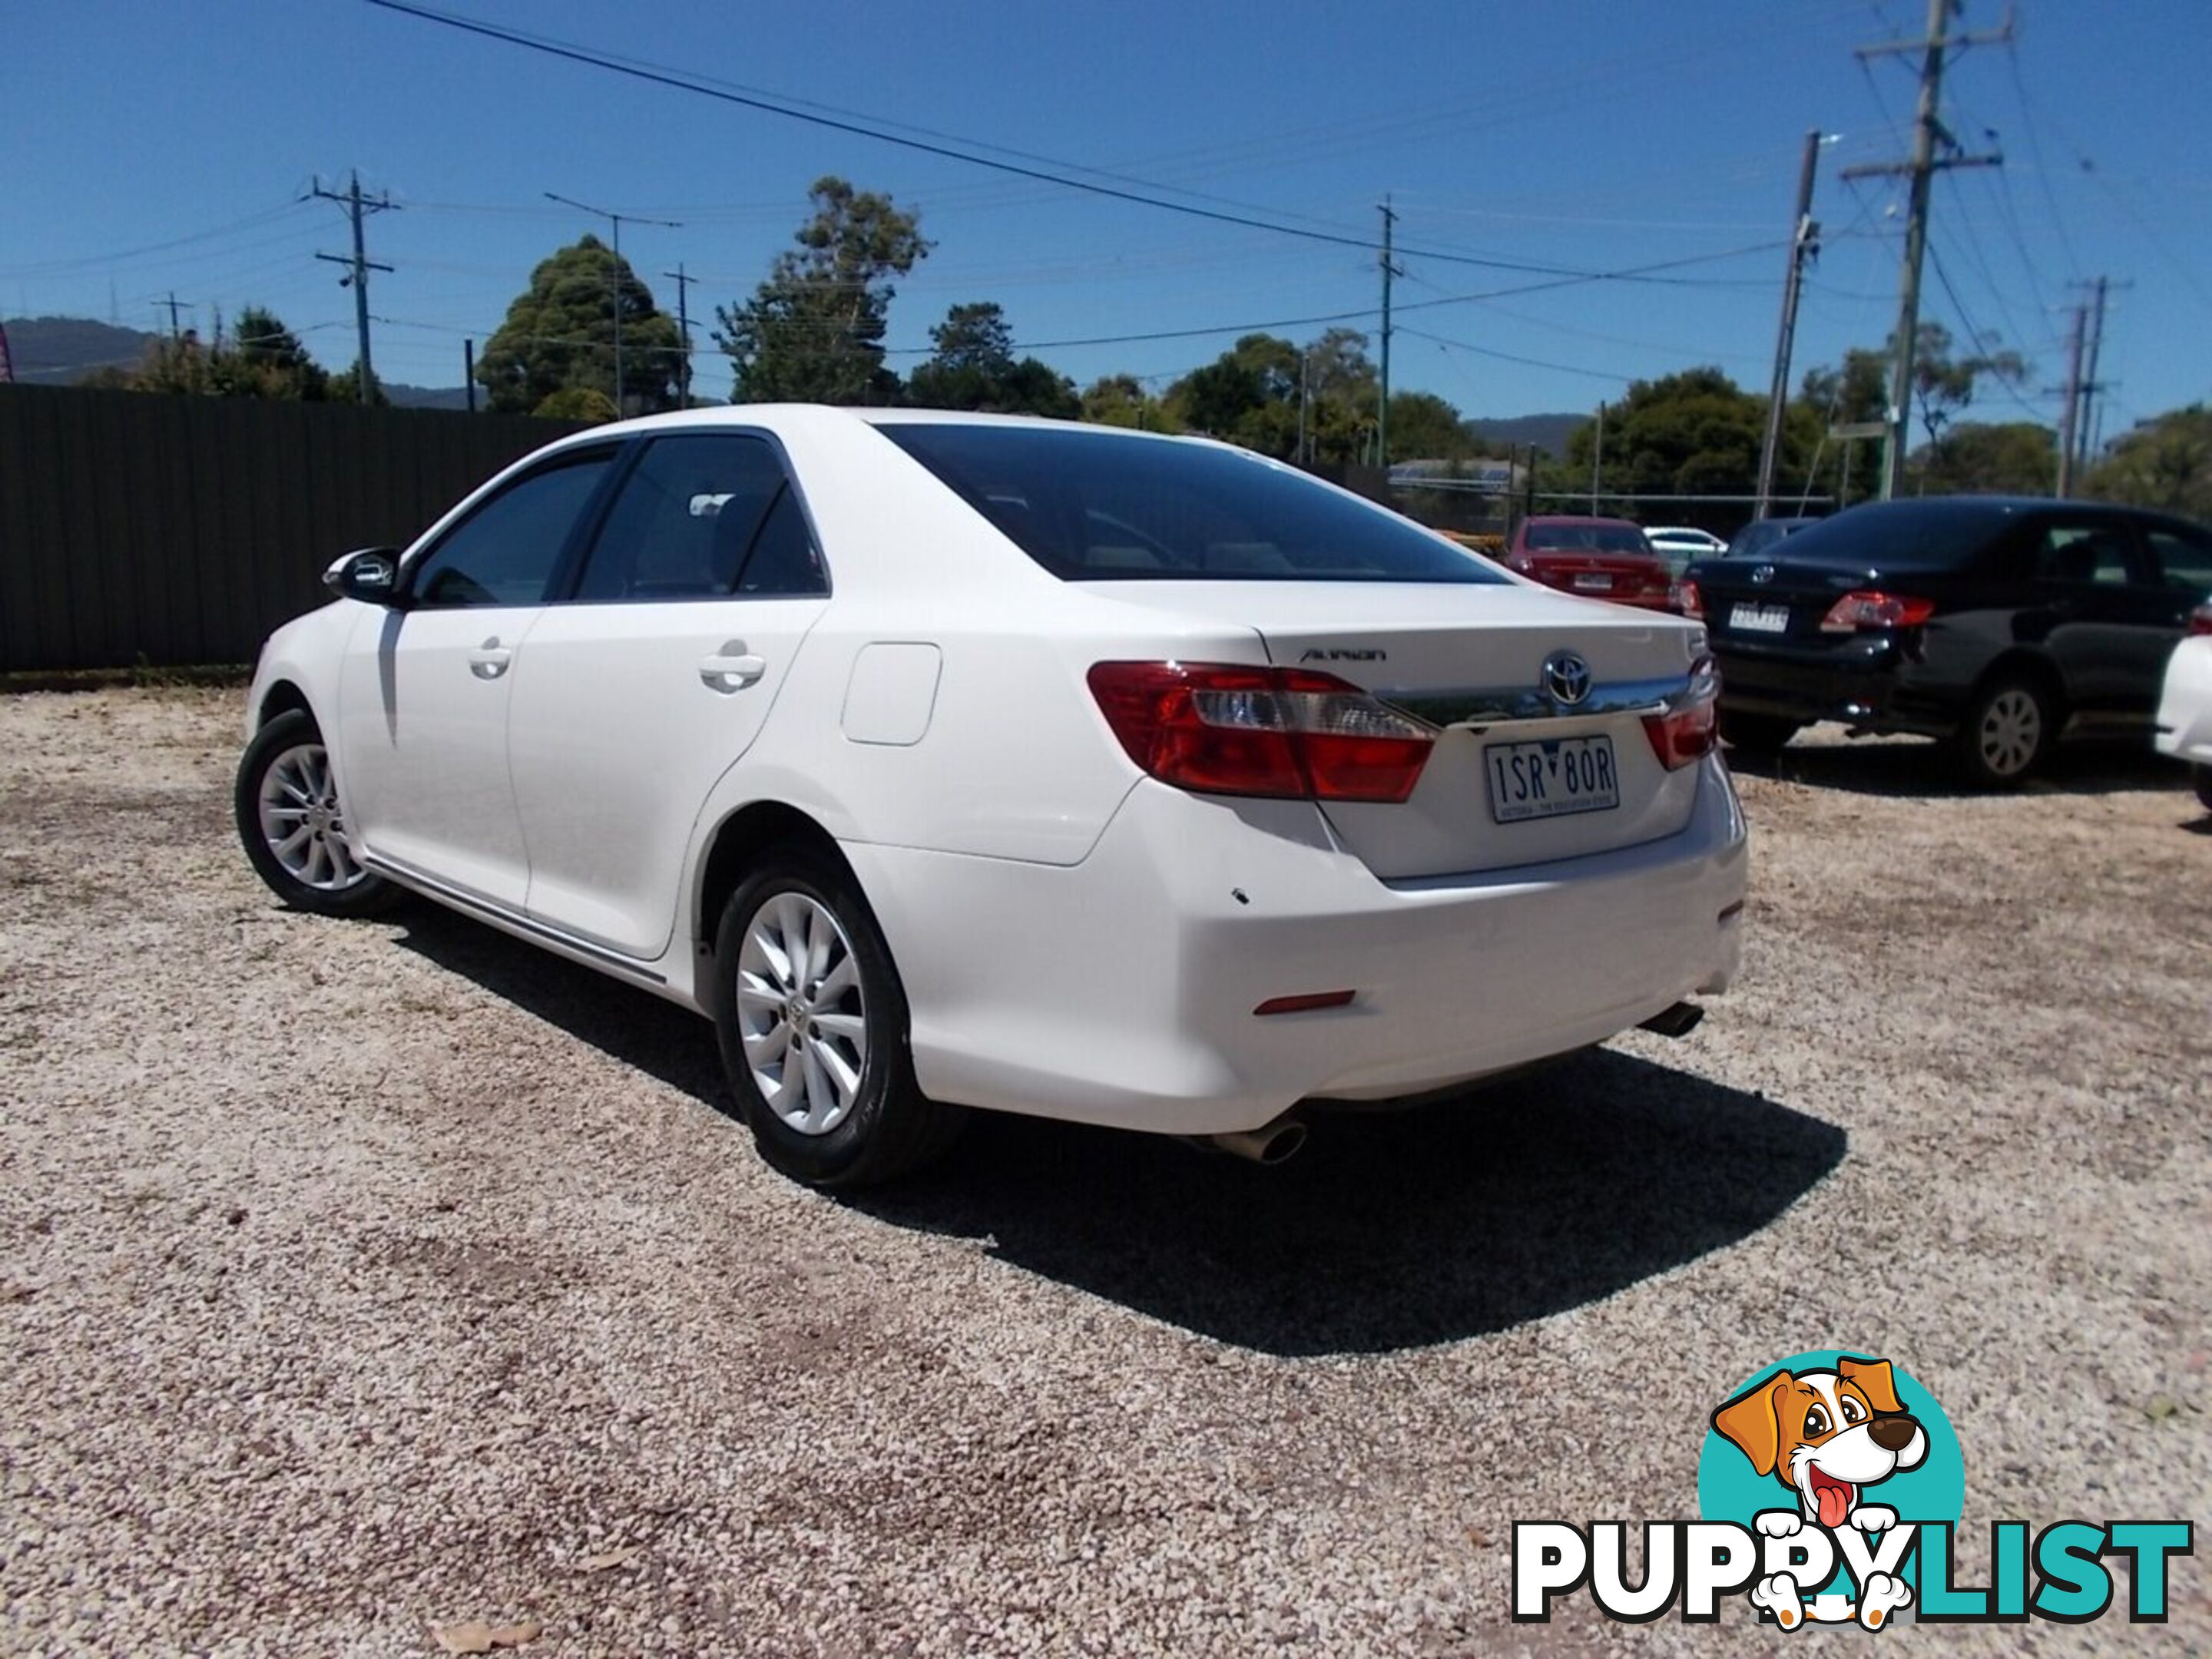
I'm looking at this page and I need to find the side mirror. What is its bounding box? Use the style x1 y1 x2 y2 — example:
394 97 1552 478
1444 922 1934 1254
323 547 404 606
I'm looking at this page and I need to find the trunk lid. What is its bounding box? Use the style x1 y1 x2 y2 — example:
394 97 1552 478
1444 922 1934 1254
1092 581 1712 879
1518 551 1674 606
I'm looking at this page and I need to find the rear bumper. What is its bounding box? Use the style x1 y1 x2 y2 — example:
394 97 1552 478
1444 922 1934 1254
844 759 1747 1136
1712 639 1955 736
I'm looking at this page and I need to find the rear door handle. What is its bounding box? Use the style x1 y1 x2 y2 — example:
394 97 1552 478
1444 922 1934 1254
469 639 512 680
699 647 767 693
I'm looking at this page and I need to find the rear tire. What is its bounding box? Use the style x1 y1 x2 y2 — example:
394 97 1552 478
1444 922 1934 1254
1953 677 2054 788
234 710 397 918
1720 710 1802 757
709 847 963 1188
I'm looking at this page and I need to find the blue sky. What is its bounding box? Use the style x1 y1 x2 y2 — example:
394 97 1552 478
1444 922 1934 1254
6 0 2208 438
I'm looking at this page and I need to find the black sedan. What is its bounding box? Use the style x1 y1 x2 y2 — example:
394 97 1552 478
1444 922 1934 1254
1684 497 2212 786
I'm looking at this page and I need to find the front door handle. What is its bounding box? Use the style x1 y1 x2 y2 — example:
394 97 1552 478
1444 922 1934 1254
469 638 512 680
700 645 767 693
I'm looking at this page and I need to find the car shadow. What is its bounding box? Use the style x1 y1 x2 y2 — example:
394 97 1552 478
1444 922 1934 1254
392 907 1846 1357
1726 734 2184 800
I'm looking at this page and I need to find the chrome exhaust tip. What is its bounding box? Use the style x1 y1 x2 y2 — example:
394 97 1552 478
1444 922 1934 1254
1198 1116 1310 1166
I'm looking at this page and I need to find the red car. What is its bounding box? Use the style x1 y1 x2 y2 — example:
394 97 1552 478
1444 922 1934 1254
1505 515 1677 611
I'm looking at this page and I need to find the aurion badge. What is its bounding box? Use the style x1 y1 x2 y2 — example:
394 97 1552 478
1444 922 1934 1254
1541 650 1592 707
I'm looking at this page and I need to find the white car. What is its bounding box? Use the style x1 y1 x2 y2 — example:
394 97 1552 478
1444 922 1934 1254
2155 604 2212 810
236 408 1747 1186
1644 525 1728 572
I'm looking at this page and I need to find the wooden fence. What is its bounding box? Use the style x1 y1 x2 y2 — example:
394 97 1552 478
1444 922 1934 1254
0 384 581 671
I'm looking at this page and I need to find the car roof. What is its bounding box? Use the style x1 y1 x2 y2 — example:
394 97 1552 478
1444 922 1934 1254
1523 514 1643 528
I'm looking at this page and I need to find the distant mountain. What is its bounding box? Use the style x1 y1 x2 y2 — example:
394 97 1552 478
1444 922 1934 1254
380 382 474 411
1466 412 1583 460
3 316 158 384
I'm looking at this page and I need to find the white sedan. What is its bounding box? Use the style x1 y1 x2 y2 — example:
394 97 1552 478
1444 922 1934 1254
236 408 1747 1186
2155 603 2212 810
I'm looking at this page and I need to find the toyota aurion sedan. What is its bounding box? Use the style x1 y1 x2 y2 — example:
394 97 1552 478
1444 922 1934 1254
237 409 1746 1186
2155 602 2212 810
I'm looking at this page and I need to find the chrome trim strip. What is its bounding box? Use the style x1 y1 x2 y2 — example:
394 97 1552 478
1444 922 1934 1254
362 853 669 985
1378 671 1697 729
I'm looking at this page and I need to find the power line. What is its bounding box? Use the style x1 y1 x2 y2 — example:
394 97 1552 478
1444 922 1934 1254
364 0 1790 290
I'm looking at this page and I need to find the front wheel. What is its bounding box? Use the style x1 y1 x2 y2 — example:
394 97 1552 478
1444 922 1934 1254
234 709 396 917
709 849 963 1188
1953 678 2054 788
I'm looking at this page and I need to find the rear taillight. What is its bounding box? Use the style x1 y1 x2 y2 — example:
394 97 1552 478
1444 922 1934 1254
1087 661 1437 803
1641 657 1720 770
1819 590 1936 633
2189 604 2212 637
1675 579 1703 619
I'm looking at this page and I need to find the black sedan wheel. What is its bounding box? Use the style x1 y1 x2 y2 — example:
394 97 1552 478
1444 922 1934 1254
1954 678 2053 788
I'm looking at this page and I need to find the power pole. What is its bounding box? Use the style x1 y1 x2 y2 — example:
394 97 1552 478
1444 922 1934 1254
1842 0 2010 501
2075 274 2110 478
1377 197 1397 470
661 262 698 409
1591 402 1604 513
545 193 682 415
156 292 192 339
2054 298 2087 496
464 338 478 415
312 171 397 406
1755 129 1827 520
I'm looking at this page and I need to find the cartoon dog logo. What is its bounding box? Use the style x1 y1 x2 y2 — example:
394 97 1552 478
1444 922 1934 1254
1711 1355 1929 1629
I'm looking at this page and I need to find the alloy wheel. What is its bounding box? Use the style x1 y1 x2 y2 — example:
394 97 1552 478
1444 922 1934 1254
257 743 367 892
1976 689 2042 780
735 892 868 1137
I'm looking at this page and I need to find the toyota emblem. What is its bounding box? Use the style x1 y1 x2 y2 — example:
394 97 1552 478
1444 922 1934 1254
1750 564 1777 584
1540 650 1593 707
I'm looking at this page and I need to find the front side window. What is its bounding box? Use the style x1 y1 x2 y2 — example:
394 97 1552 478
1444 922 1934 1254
408 451 614 608
877 422 1502 584
572 434 799 601
2144 528 2212 598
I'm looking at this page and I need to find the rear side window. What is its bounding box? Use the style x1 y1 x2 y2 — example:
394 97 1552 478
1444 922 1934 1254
409 450 614 608
2019 518 2141 586
876 423 1502 584
574 434 794 601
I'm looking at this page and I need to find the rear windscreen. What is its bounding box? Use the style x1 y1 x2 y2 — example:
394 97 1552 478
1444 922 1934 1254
876 422 1505 584
1524 524 1650 554
1760 503 2012 570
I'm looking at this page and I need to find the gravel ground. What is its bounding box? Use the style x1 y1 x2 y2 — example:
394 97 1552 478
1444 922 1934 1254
1 687 2205 1657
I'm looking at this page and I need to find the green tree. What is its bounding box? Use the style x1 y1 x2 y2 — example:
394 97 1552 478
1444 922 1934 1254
1914 421 2055 495
1907 322 2028 465
477 235 682 416
716 177 929 406
327 359 389 407
1386 391 1475 462
230 306 329 400
1559 366 1768 532
1080 373 1180 432
531 386 620 422
1167 333 1303 456
906 302 1078 416
2084 404 2212 518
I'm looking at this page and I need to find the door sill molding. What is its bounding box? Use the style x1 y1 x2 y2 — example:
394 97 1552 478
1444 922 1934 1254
362 852 668 985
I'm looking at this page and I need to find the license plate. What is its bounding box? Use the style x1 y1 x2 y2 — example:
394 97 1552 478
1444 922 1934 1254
1571 572 1614 591
1730 602 1789 634
1485 736 1620 823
